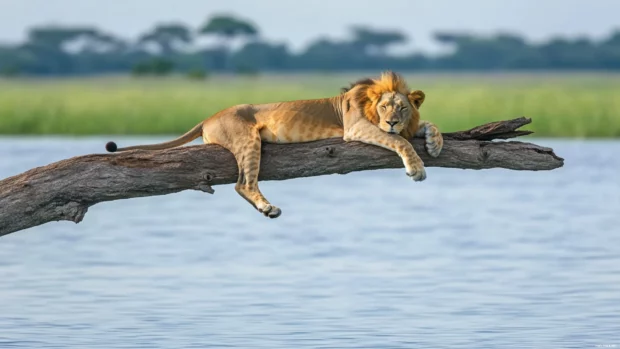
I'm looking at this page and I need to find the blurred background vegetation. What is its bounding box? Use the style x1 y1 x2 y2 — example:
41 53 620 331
1 13 619 138
2 13 620 76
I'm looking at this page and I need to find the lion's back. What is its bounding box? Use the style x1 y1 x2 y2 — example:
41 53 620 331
254 98 343 143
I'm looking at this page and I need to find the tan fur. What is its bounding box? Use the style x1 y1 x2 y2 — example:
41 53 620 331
112 123 203 152
106 71 443 219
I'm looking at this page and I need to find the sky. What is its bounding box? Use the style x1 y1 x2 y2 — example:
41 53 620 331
1 0 619 53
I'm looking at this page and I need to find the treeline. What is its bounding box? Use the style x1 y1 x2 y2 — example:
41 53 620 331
1 14 620 77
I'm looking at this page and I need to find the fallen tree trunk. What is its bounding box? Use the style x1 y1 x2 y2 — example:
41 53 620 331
0 117 563 237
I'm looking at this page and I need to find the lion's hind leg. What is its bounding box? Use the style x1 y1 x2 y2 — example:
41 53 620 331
202 112 281 219
232 129 281 218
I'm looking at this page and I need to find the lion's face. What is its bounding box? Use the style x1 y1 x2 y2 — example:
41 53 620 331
350 71 426 138
375 91 422 134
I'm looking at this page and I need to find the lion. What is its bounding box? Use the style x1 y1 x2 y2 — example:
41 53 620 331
105 71 443 219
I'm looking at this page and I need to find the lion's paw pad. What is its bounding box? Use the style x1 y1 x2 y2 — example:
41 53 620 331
407 167 427 182
425 140 443 158
259 204 282 219
424 130 443 158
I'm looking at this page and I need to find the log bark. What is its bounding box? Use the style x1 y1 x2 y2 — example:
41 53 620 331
0 117 563 237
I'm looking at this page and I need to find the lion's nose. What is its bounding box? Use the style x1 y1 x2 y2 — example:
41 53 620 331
386 120 398 127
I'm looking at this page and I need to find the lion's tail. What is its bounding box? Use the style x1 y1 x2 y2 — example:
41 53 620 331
105 122 203 153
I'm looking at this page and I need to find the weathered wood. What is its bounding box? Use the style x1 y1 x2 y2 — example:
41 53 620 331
0 117 563 237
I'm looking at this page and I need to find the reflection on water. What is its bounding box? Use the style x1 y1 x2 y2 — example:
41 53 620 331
1 137 619 348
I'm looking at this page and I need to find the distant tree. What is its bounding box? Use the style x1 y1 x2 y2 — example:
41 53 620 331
198 14 259 70
80 32 127 53
0 50 21 77
23 26 83 74
602 29 620 47
0 45 28 76
199 14 259 44
22 26 126 74
296 38 367 71
598 30 620 69
538 37 598 69
350 26 407 55
231 41 289 71
432 31 543 70
150 58 174 75
69 31 128 73
138 23 193 56
433 32 474 45
27 26 96 50
494 33 527 47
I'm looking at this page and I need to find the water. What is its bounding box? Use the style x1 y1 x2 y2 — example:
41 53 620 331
1 137 619 349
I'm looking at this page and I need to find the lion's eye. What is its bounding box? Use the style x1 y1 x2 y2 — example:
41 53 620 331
380 105 387 110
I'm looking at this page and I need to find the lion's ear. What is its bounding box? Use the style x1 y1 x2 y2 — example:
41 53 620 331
408 90 425 109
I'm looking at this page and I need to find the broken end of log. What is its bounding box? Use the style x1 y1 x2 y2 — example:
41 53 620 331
443 116 533 141
478 140 564 171
531 144 565 168
437 116 564 170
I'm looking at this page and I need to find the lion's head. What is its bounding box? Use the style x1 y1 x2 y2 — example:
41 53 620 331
343 71 425 139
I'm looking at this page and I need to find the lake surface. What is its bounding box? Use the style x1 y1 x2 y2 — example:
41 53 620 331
1 137 619 348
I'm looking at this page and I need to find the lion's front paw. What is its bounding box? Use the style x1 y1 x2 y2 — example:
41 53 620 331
425 127 443 158
258 204 282 219
406 161 427 182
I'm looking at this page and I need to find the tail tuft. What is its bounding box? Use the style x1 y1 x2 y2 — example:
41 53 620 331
105 141 118 153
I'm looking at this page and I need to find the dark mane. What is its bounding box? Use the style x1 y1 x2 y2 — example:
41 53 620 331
340 77 375 93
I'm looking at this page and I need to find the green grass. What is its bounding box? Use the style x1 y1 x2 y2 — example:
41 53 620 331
1 72 619 138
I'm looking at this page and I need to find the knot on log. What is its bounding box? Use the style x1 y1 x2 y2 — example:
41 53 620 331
324 146 335 157
196 173 215 194
479 142 491 163
60 202 88 223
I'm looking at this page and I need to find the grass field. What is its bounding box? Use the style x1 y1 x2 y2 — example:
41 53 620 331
1 72 619 138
